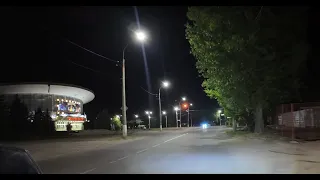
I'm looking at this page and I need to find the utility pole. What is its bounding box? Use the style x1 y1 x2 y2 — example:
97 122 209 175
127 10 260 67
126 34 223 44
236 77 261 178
176 110 178 128
179 103 182 128
187 108 190 127
122 45 128 138
158 88 162 131
165 115 168 128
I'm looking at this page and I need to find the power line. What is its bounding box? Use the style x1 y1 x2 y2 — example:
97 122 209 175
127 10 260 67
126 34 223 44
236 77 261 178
41 26 120 64
140 86 157 96
70 61 108 75
66 39 120 64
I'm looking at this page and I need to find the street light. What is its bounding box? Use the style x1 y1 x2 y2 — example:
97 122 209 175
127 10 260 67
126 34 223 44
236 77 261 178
174 106 180 128
134 114 139 118
187 103 193 127
145 111 152 129
122 30 147 138
158 81 170 131
135 31 147 41
162 111 168 128
179 97 187 128
218 109 222 126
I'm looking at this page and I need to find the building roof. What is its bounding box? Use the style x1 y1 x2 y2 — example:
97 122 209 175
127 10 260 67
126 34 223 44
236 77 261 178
0 83 95 104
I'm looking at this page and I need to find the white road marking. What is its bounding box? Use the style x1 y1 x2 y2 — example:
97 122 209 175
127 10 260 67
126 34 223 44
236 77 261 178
80 168 96 174
152 144 161 147
117 156 129 160
53 154 63 158
163 133 188 143
136 148 148 154
105 133 189 165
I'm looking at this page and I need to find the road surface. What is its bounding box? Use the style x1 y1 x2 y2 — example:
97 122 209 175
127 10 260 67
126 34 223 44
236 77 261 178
32 126 312 174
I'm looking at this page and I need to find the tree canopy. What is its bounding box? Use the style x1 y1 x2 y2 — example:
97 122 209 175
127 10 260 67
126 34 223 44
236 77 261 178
186 6 309 132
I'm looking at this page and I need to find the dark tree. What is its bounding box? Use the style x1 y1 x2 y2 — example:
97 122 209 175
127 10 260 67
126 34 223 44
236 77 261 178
33 107 45 136
94 108 111 129
9 95 29 139
0 95 10 139
43 109 55 136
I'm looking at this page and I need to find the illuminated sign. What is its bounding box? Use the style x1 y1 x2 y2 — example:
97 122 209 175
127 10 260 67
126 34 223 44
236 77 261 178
55 99 82 114
55 121 84 131
67 117 85 121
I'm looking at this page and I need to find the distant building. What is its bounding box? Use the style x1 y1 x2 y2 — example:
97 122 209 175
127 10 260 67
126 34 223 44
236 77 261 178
0 83 94 132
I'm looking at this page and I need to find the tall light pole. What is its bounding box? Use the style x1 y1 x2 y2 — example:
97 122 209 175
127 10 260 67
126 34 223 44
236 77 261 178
162 111 168 128
122 30 147 138
145 111 152 129
187 103 193 127
179 97 186 128
218 110 222 126
134 114 139 126
158 81 170 131
174 106 179 128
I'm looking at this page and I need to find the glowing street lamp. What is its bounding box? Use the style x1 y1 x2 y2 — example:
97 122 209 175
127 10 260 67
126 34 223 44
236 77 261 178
162 111 168 128
134 114 139 118
187 103 193 127
178 97 187 128
158 80 170 131
135 31 147 42
121 30 148 138
217 109 222 126
174 106 180 128
145 111 152 129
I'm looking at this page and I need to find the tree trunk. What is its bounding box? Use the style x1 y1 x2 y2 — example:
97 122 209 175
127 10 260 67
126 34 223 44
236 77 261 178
254 104 264 133
232 118 236 132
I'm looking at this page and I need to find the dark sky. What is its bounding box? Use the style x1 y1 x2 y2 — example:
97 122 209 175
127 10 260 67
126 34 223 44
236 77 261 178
1 6 319 124
0 6 217 122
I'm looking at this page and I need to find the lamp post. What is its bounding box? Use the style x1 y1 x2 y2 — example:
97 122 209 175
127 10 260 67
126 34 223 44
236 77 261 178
122 30 147 138
162 111 168 128
145 111 152 129
188 103 193 127
218 110 222 126
174 106 179 128
158 81 170 131
178 97 186 128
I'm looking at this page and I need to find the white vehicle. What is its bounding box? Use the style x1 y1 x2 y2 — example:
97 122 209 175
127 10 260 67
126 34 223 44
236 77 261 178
137 125 147 130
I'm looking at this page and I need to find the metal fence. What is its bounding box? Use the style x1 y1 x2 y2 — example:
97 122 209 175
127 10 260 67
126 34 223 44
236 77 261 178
275 102 320 140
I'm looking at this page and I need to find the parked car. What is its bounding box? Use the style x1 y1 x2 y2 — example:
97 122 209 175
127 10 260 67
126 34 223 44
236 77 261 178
137 125 147 130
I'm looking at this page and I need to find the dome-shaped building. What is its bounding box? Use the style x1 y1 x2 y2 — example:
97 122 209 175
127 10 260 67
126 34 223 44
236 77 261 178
0 83 95 132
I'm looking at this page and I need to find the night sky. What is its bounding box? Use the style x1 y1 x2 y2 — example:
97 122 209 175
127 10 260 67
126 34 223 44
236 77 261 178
0 6 319 124
0 6 217 123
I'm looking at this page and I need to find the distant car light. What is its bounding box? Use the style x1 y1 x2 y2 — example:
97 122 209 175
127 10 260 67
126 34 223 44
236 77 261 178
202 124 208 129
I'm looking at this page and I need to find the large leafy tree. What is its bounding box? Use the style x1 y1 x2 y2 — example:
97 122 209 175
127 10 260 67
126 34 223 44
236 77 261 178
186 6 308 133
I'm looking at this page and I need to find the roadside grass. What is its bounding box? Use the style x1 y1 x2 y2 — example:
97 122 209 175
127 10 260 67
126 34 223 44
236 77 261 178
148 127 182 131
225 128 291 142
225 129 252 138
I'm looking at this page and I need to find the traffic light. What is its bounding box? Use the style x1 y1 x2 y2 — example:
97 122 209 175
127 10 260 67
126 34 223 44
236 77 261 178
182 103 189 109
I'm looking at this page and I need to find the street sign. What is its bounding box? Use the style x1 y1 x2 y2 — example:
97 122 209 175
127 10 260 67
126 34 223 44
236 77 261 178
120 106 128 111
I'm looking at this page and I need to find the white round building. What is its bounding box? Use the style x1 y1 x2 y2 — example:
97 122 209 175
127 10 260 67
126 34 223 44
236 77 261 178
0 83 95 132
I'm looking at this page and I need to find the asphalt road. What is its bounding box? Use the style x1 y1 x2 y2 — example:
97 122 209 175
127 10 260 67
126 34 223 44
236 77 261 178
36 126 296 174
